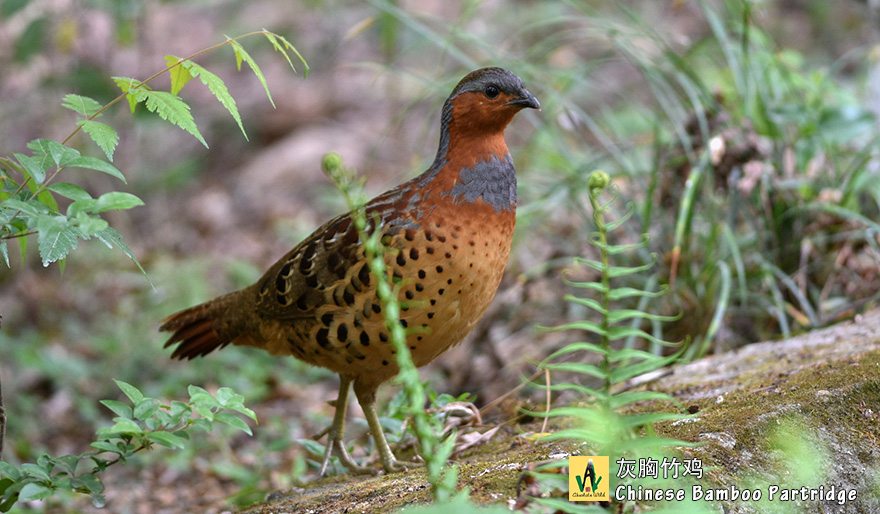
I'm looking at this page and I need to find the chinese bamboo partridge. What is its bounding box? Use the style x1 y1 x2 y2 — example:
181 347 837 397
160 67 539 474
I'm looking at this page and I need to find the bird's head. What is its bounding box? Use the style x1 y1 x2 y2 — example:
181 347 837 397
444 67 540 135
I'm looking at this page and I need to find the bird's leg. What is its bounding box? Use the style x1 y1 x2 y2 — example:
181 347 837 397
355 388 423 474
320 376 374 476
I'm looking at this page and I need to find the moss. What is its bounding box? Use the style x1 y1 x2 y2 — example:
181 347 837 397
239 424 582 513
239 315 880 513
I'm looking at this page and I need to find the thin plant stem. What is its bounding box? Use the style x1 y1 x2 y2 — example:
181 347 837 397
0 368 5 461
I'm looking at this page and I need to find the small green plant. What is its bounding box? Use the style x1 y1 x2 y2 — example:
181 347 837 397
0 380 256 512
523 171 706 513
383 384 476 447
322 153 459 503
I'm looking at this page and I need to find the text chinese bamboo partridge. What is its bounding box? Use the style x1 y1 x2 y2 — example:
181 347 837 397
160 67 539 474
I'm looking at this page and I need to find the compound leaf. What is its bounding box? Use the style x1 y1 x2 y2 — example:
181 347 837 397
61 94 103 117
77 120 119 161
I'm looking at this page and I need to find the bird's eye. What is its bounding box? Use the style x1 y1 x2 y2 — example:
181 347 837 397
485 84 500 99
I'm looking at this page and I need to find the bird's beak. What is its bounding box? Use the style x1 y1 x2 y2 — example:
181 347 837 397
506 91 541 110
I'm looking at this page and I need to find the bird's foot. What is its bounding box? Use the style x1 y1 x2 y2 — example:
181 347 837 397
378 454 423 474
320 432 375 476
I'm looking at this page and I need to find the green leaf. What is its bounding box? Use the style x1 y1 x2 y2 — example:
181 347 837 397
0 241 8 267
75 212 109 236
190 418 213 433
0 463 20 482
112 77 146 113
540 319 605 336
145 431 187 449
54 455 80 476
541 361 605 379
13 153 46 185
213 412 252 435
114 380 144 403
228 39 275 107
542 342 609 362
93 228 149 283
608 347 667 363
36 189 58 213
575 257 657 278
606 325 680 347
136 90 207 147
0 480 20 512
100 399 132 419
27 138 80 170
133 398 159 421
608 391 685 410
609 347 684 384
36 214 80 266
169 400 191 423
215 387 242 407
17 483 53 502
67 156 126 183
236 405 259 424
20 463 51 482
73 473 104 494
17 233 28 264
605 307 680 324
295 438 327 456
107 418 142 435
61 94 103 117
67 198 96 217
93 192 143 213
89 441 124 454
77 119 119 161
262 30 309 76
48 182 92 202
180 60 247 139
187 385 214 404
2 198 45 218
164 55 193 95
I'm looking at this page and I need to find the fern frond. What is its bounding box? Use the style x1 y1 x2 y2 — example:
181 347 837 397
574 256 657 278
542 342 610 361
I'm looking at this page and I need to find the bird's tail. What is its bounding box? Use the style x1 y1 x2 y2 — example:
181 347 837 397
160 291 249 360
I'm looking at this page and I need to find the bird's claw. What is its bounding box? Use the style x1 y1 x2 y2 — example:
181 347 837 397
320 433 375 476
379 456 423 474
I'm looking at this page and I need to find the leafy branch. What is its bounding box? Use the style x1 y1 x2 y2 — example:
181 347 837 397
0 30 307 271
0 381 256 512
